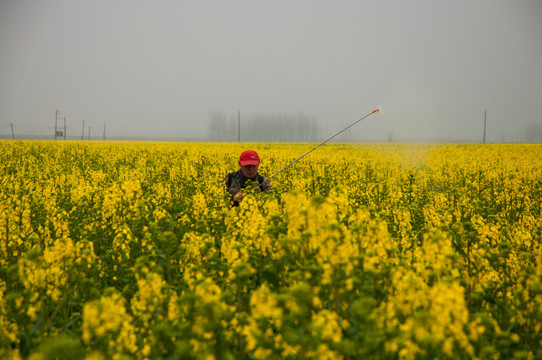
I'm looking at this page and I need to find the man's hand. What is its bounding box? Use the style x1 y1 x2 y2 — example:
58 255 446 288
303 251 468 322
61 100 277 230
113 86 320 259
233 191 245 202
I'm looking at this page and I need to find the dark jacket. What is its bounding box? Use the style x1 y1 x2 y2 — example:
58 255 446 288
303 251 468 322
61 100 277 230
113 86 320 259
224 170 271 206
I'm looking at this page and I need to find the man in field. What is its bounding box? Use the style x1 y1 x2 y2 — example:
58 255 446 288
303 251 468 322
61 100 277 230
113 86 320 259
224 150 271 206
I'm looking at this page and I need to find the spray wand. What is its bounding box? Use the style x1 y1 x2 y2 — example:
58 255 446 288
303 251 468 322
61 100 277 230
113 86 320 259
258 106 382 187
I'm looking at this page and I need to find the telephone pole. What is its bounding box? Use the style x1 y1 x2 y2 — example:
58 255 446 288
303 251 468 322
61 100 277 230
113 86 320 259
81 120 85 140
238 110 241 142
10 123 14 139
88 126 91 141
55 110 60 140
483 110 487 144
63 117 67 140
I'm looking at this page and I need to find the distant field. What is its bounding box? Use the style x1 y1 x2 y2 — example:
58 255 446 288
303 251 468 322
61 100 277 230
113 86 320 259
1 140 541 359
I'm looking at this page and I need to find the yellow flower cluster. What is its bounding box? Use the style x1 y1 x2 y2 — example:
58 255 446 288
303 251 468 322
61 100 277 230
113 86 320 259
82 292 138 358
0 280 18 344
0 140 541 359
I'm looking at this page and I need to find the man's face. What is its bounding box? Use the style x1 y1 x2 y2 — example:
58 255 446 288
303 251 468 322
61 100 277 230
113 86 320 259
240 163 259 179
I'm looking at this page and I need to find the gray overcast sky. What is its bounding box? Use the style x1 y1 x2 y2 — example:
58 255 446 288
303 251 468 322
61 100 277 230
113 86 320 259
1 0 541 141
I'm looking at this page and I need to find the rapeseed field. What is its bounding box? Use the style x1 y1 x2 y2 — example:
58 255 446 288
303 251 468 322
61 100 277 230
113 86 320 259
1 140 541 359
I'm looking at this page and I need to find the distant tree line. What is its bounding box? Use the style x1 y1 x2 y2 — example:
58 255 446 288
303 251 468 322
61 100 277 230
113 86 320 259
525 123 542 143
208 111 321 142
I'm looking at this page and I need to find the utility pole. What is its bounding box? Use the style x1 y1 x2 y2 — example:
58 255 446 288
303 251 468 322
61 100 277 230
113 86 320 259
55 110 60 140
63 117 67 140
483 110 487 144
103 123 106 140
88 126 91 141
238 110 241 142
10 123 14 139
82 120 85 140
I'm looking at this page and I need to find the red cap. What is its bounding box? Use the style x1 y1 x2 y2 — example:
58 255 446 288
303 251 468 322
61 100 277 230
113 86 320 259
239 150 260 166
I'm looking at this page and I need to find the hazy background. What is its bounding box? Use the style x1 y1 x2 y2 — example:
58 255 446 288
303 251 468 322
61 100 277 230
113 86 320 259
1 0 541 142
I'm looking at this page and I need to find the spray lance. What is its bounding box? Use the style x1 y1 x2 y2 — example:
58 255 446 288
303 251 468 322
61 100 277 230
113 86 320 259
257 105 383 188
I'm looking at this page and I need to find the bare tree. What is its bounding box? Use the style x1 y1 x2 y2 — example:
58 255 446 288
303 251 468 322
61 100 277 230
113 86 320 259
208 111 321 142
208 110 227 141
525 123 542 143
